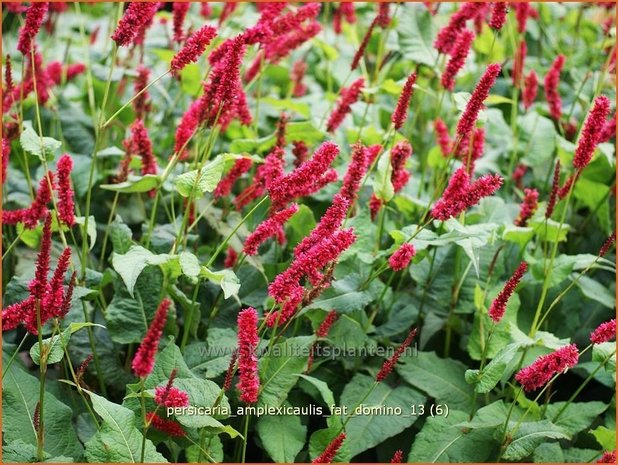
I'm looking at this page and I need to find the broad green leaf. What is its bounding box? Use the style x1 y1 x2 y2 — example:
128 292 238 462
396 351 474 410
3 360 83 459
258 336 313 408
20 124 62 161
466 343 523 394
286 121 326 145
409 410 496 462
112 246 175 297
85 391 166 463
592 342 616 372
109 215 134 254
187 328 237 378
298 374 336 413
309 425 351 463
590 425 616 451
502 225 535 249
545 401 608 435
573 275 615 308
501 420 569 461
171 378 231 427
529 218 570 243
397 5 439 67
256 411 307 462
29 322 104 365
174 156 227 198
341 373 426 458
261 97 310 118
200 267 241 299
100 174 160 193
372 149 394 202
74 216 97 251
179 251 200 280
2 439 40 463
519 114 557 172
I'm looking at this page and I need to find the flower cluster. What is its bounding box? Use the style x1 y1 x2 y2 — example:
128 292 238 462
214 158 253 199
392 72 417 129
170 25 218 76
573 95 611 170
431 167 503 221
488 262 528 323
376 328 418 381
111 2 160 47
514 188 539 227
434 2 484 55
236 307 260 404
389 243 416 271
590 319 616 345
17 2 48 55
132 299 171 378
515 344 579 392
544 55 565 121
312 433 346 464
523 70 538 110
327 78 365 132
441 30 474 91
316 310 339 338
154 370 190 408
244 204 299 255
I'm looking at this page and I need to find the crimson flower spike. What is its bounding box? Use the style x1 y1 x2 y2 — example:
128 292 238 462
514 188 538 227
599 231 616 258
170 25 218 76
56 154 75 227
312 433 346 463
17 2 49 55
488 262 528 323
172 2 190 43
590 319 616 345
327 78 365 132
392 72 418 129
316 311 339 338
573 95 611 170
111 2 159 47
376 328 418 381
391 450 404 463
388 243 416 271
544 55 565 122
243 204 299 256
132 299 171 378
133 65 151 120
456 63 502 141
545 161 561 219
441 30 474 91
489 2 508 30
236 307 260 404
515 344 579 392
523 70 538 110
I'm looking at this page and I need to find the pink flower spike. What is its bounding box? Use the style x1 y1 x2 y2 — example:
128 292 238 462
544 55 565 122
172 2 190 43
456 63 501 140
133 65 151 120
316 310 339 338
514 188 538 227
171 25 218 76
312 433 346 464
243 204 299 256
111 2 160 47
56 154 75 227
155 386 189 408
515 344 579 392
376 328 417 381
214 158 253 199
392 72 418 130
573 95 611 170
434 118 452 156
488 262 528 323
523 70 538 110
327 78 364 133
236 307 260 404
489 3 507 30
590 319 616 345
295 194 350 256
599 232 616 258
132 299 171 378
388 243 416 271
545 161 561 219
340 143 370 204
441 30 474 91
17 2 48 55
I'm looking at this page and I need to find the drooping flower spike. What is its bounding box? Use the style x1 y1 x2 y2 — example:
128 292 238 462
172 2 190 43
316 310 339 338
170 25 218 76
515 344 579 392
441 30 474 91
599 231 616 258
388 243 416 271
146 413 186 437
573 95 611 170
434 2 484 55
214 157 253 199
327 78 364 132
243 204 299 256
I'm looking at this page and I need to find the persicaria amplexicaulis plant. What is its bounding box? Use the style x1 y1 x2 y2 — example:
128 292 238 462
1 3 615 464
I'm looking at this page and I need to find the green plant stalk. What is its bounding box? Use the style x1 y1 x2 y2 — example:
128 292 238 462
2 333 28 380
139 377 148 463
552 350 611 422
180 278 202 351
444 258 472 358
98 191 120 263
36 300 46 461
252 52 266 136
241 414 251 464
340 381 379 430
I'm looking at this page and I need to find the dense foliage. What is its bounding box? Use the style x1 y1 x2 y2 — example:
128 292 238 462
1 2 616 463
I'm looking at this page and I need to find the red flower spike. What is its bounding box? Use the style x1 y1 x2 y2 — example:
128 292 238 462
376 328 418 381
390 141 413 193
598 451 617 463
170 25 218 76
434 118 453 156
223 349 239 391
546 161 561 219
17 2 48 55
133 65 151 120
155 386 189 408
214 158 253 199
515 344 579 392
31 214 53 301
573 95 611 170
172 2 190 43
488 262 528 323
292 140 309 167
327 78 364 133
351 19 376 71
456 63 501 140
598 113 616 143
295 194 350 256
391 450 404 463
599 232 616 258
434 2 484 55
514 188 538 227
146 413 186 437
340 143 370 204
388 243 416 271
5 54 14 93
236 307 260 404
544 55 565 122
369 193 383 221
224 247 238 269
244 204 299 256
316 310 339 338
441 30 474 91
590 319 616 345
111 2 160 48
523 70 538 110
489 2 508 30
56 154 75 227
512 2 532 33
132 299 171 378
375 3 391 28
291 61 308 97
312 433 347 464
59 272 76 318
392 72 418 129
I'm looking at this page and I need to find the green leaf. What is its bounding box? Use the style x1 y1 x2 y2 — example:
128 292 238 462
285 121 326 145
372 149 394 202
313 37 339 61
2 439 39 463
74 216 97 251
256 411 307 462
545 402 608 435
502 225 535 249
100 174 160 193
109 215 134 254
85 391 166 463
309 425 351 463
171 378 231 428
258 336 313 408
591 425 616 451
396 351 474 410
501 421 569 461
112 246 175 297
187 328 237 378
20 124 62 161
174 156 227 198
397 5 439 67
592 342 616 372
3 361 83 459
409 410 496 462
199 267 241 299
467 343 523 394
179 251 200 280
298 374 336 413
29 323 104 365
529 218 570 243
519 113 557 172
261 97 310 118
341 373 426 458
573 275 615 308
